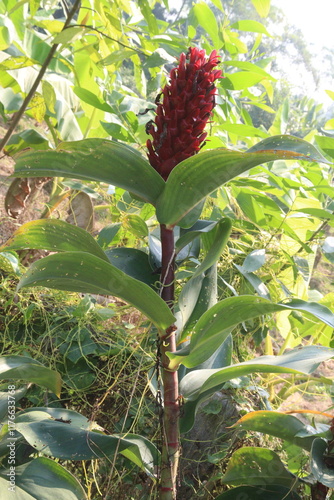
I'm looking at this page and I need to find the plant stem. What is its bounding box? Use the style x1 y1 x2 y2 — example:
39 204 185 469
159 224 179 500
0 0 81 153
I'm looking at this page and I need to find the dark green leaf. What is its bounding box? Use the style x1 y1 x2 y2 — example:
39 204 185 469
156 136 329 227
232 411 330 451
179 346 334 433
105 247 157 287
310 438 334 487
15 409 158 475
220 447 297 487
168 296 334 369
17 252 174 330
0 457 87 499
13 139 165 205
215 485 301 500
0 219 108 262
0 356 61 397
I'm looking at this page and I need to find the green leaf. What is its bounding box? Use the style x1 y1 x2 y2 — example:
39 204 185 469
15 409 158 476
17 252 175 330
175 220 217 255
178 264 217 341
237 249 266 273
105 248 157 287
0 356 61 397
168 295 334 369
13 139 165 205
72 87 113 113
179 346 334 433
0 457 87 500
251 0 271 17
125 214 148 239
221 72 267 90
192 218 232 279
0 219 108 262
232 411 330 451
215 485 301 500
156 135 329 227
310 438 334 487
193 2 221 49
53 26 86 44
4 129 49 154
220 447 297 487
315 135 334 160
230 20 271 36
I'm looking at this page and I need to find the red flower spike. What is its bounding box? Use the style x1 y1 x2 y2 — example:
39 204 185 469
146 47 222 180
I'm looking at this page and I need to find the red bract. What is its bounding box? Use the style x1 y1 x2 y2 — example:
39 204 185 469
146 47 222 180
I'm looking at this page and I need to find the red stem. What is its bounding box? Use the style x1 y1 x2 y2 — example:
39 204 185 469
159 224 179 500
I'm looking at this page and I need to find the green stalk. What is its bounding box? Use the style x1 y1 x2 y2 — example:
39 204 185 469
159 224 179 500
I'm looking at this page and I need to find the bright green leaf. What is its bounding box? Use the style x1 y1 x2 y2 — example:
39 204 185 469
251 0 271 17
230 20 271 36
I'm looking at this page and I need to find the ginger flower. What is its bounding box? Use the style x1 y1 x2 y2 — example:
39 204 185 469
146 47 222 180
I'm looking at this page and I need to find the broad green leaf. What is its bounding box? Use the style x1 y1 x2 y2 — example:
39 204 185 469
192 218 232 278
15 409 158 475
310 438 334 487
193 2 221 49
105 248 157 287
237 249 266 273
221 72 266 90
0 356 61 397
220 447 297 487
251 0 271 17
179 346 334 432
315 135 334 160
0 220 108 262
219 123 269 139
97 223 121 249
0 457 87 500
230 20 271 36
72 87 113 112
215 485 301 500
168 296 334 369
232 411 330 451
124 214 148 239
17 252 175 330
13 139 165 205
4 129 49 154
156 135 329 227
